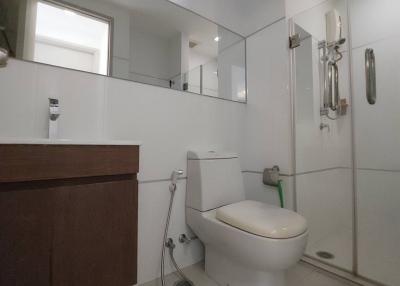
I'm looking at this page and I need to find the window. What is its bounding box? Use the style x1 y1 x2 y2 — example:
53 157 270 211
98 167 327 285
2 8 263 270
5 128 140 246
34 0 112 75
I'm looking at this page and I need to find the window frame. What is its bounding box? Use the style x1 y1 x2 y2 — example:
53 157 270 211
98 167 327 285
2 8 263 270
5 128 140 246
39 0 114 76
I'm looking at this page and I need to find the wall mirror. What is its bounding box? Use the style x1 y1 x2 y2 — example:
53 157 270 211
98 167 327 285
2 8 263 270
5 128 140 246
0 0 247 102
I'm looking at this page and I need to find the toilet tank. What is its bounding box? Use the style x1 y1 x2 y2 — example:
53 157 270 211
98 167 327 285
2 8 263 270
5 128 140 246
187 151 245 211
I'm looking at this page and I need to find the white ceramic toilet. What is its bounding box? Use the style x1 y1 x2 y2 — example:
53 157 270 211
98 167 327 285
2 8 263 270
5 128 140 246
186 151 308 286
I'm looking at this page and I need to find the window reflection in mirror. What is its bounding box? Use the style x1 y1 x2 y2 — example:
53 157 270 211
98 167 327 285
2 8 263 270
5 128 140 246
0 0 246 102
34 1 111 75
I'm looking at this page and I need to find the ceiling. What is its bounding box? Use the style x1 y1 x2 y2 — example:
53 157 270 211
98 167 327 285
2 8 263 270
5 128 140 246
99 0 243 57
168 0 286 37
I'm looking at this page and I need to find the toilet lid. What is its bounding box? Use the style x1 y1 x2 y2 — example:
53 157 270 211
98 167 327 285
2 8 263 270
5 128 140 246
216 200 307 239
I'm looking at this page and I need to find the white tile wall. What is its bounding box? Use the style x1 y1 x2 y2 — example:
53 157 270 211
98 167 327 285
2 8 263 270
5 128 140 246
243 172 295 211
35 64 106 140
285 0 328 18
104 77 245 182
0 60 37 138
0 59 107 140
350 0 400 49
244 19 293 175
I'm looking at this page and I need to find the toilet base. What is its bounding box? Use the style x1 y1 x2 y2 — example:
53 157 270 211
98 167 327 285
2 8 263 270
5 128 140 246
205 247 286 286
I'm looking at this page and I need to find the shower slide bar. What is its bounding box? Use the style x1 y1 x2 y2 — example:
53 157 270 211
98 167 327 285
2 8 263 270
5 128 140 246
327 61 339 111
319 39 347 118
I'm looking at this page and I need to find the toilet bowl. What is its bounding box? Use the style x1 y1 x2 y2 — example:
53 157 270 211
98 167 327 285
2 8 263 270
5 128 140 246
186 151 308 286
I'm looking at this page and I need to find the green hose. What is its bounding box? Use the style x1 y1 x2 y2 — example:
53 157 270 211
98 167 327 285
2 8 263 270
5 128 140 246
277 180 284 208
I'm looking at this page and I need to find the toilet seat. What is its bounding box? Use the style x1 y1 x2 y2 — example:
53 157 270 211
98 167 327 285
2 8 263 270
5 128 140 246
216 200 307 239
186 206 308 272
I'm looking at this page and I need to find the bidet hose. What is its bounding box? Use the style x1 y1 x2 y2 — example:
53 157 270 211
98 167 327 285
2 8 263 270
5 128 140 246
161 183 192 286
169 245 192 282
161 185 175 286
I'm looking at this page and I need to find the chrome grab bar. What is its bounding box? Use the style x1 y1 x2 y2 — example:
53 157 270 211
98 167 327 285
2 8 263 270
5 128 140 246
365 48 376 105
327 61 339 111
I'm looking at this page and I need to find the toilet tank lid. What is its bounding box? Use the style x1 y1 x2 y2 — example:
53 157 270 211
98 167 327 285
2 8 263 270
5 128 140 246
188 151 238 160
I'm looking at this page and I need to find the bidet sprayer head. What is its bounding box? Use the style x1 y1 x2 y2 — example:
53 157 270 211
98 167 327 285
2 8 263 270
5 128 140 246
0 47 8 68
169 169 184 192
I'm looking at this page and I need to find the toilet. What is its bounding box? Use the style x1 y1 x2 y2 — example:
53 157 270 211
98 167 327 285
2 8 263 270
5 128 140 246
186 151 308 286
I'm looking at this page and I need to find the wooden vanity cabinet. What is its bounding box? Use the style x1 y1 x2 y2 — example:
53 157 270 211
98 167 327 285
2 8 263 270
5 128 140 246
0 144 139 286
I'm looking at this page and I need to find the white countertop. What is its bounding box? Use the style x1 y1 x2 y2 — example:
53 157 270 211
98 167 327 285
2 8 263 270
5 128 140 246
0 138 141 146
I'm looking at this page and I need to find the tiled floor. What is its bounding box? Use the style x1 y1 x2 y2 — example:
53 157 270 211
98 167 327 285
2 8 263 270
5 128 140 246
286 262 359 286
140 261 359 286
140 262 218 286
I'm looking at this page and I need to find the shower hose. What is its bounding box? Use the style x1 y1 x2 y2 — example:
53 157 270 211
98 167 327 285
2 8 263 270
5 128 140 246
161 182 193 286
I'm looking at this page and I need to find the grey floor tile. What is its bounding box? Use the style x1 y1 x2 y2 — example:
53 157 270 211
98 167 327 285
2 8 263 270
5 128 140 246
140 261 361 286
286 261 316 286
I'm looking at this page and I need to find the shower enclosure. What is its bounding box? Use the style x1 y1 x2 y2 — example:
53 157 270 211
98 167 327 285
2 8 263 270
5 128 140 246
290 1 400 285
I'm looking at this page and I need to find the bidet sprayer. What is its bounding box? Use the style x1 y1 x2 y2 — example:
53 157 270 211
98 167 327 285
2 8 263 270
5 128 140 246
0 47 8 68
169 169 184 192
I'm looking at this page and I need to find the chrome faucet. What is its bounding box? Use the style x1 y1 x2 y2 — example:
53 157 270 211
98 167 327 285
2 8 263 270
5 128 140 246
49 98 60 139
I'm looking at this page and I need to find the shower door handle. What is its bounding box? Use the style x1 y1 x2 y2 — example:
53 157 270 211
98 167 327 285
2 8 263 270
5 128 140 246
365 48 376 105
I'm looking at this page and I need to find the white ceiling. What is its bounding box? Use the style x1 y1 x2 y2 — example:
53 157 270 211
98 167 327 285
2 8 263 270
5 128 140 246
168 0 286 37
98 0 242 57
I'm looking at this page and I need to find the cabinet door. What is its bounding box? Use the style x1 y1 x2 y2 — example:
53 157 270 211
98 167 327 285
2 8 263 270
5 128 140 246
0 188 54 286
52 178 137 286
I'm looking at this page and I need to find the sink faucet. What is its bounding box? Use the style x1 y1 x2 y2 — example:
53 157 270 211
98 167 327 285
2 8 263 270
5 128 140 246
49 98 60 139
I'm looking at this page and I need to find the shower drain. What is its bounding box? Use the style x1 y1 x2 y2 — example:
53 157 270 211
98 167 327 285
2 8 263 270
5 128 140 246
316 251 335 260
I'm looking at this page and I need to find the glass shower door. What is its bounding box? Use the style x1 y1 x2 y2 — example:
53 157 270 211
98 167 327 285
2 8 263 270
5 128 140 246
292 0 400 285
350 1 400 285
